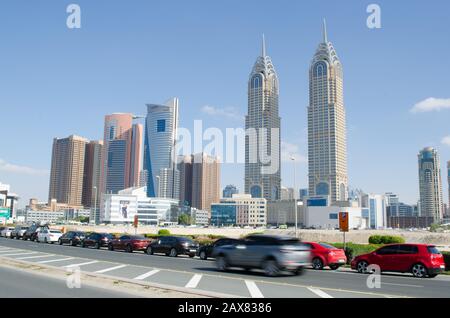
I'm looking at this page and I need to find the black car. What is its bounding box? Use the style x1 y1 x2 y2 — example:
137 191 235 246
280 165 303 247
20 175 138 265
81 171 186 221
81 233 114 249
198 238 239 260
23 224 48 241
58 231 86 246
11 226 29 239
146 236 199 258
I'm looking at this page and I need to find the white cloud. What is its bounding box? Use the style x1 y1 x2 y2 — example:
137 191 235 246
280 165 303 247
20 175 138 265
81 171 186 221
0 159 49 176
281 141 307 163
441 136 450 147
411 97 450 113
201 105 244 121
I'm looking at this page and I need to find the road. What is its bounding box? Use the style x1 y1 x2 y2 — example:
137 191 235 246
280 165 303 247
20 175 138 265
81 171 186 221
1 237 449 298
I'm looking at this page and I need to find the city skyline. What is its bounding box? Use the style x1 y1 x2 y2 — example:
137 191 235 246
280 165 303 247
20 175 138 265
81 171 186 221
1 1 450 208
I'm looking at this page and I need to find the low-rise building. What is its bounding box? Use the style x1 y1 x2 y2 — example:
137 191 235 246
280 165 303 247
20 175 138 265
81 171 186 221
267 200 304 227
304 206 368 230
190 208 209 226
211 194 266 227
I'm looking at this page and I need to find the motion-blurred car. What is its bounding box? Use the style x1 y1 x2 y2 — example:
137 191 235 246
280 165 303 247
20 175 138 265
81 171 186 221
108 235 151 253
0 227 15 238
81 233 114 249
146 236 199 257
198 238 239 260
23 224 48 241
303 242 347 270
11 226 29 239
37 229 63 243
213 235 312 277
351 244 445 278
58 231 86 246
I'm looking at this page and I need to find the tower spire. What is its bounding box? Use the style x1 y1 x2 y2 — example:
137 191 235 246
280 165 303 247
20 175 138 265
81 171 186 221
262 33 266 57
323 19 328 43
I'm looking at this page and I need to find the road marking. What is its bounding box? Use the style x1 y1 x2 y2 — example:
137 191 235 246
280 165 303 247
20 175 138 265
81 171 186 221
38 257 75 264
185 274 203 289
65 261 99 268
16 254 55 260
0 249 20 253
134 269 160 280
382 282 423 288
245 280 264 298
0 252 37 257
95 264 127 274
307 287 334 298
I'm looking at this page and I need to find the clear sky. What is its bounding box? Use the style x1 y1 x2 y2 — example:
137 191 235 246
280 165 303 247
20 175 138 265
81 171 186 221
1 0 449 208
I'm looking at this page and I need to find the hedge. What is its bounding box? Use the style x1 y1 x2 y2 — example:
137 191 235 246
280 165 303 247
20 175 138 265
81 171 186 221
368 235 405 245
443 252 450 271
331 243 380 264
158 229 171 236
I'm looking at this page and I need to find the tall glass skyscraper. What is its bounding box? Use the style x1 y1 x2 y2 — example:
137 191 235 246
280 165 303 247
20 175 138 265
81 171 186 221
308 21 348 203
144 98 180 199
245 36 281 201
418 147 444 222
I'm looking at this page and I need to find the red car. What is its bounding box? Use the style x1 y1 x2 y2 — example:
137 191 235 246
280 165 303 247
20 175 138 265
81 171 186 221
108 235 151 253
303 242 347 270
351 244 445 278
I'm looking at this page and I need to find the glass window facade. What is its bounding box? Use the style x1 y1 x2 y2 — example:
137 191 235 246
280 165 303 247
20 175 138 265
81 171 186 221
211 204 237 226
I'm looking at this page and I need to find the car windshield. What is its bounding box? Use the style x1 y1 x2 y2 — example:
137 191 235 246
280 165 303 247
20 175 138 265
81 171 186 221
277 238 301 245
50 230 61 234
130 236 146 240
427 246 441 255
179 238 194 244
319 243 338 249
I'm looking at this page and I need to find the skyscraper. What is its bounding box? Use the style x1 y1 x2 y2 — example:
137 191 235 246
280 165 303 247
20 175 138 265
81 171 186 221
308 21 348 203
178 155 193 206
223 185 239 198
130 123 143 187
245 36 281 201
82 140 103 208
144 98 179 199
418 147 444 222
191 153 221 214
447 160 450 217
49 135 88 207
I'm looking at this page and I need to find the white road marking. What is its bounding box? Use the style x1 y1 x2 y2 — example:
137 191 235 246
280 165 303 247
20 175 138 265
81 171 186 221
307 287 334 298
245 280 264 298
0 252 37 257
185 274 203 289
65 260 99 268
382 282 423 288
16 254 55 260
134 269 160 280
95 264 127 274
38 257 75 264
0 249 21 254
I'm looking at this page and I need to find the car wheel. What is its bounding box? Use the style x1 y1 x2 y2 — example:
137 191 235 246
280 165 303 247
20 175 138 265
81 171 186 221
312 258 324 270
81 242 86 248
189 254 195 258
263 259 281 277
126 244 133 253
44 237 48 244
411 263 428 278
216 255 229 271
95 242 100 249
59 239 63 245
357 260 369 274
108 244 114 251
329 264 340 270
169 248 178 257
292 266 305 276
146 247 153 255
199 251 207 260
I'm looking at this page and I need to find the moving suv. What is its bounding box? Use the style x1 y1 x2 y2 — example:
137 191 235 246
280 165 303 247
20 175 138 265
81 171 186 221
212 235 312 277
351 244 445 278
198 238 239 260
146 236 199 257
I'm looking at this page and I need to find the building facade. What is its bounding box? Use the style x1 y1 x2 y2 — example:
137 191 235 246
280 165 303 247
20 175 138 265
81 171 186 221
178 155 193 206
418 147 444 222
280 187 295 201
223 185 239 198
82 140 103 208
245 36 281 201
48 135 88 206
211 194 267 227
308 21 348 203
360 193 387 229
191 153 220 214
144 98 179 200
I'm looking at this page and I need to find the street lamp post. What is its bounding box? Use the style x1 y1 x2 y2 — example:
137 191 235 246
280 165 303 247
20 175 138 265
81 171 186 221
290 156 298 238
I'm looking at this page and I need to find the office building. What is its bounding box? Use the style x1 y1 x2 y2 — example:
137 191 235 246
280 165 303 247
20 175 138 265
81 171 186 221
223 185 239 198
178 155 193 206
191 153 221 213
360 193 387 229
280 187 295 201
211 194 267 227
82 140 103 208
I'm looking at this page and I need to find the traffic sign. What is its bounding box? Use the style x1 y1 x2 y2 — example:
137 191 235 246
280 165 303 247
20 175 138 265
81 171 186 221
339 212 349 232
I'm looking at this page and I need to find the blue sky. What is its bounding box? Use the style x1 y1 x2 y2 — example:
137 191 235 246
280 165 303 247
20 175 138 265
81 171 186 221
0 0 449 207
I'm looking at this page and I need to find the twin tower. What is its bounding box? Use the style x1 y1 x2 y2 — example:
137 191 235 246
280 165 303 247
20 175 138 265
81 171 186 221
245 21 348 203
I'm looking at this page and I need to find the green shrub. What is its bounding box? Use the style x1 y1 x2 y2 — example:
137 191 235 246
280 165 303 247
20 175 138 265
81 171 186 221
368 235 382 244
158 229 171 236
368 235 405 245
442 252 450 271
331 243 380 264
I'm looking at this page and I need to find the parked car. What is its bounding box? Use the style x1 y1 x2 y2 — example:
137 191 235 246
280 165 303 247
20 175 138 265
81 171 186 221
37 229 63 244
351 244 446 278
23 224 48 241
11 226 30 239
303 242 347 270
108 235 151 253
212 235 312 277
58 231 86 246
0 227 15 238
198 238 239 260
81 233 114 249
146 236 199 257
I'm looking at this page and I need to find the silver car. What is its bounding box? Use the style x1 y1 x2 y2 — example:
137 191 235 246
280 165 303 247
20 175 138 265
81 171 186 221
212 235 312 276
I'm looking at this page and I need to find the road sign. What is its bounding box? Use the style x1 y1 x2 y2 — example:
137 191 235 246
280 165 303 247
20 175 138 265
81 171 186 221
133 215 138 228
339 212 349 232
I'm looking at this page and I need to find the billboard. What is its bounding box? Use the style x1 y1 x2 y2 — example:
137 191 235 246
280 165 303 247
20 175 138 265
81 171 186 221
0 207 10 218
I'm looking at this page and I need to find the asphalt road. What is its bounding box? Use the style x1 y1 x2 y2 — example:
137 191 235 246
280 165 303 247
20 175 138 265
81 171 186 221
1 237 449 298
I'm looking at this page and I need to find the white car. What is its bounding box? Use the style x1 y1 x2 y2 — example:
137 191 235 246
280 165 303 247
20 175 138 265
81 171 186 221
0 227 15 238
37 229 63 243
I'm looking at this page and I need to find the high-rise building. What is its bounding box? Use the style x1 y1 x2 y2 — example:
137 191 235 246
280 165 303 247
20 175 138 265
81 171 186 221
223 185 239 198
49 135 88 207
447 161 450 217
245 36 281 201
418 147 444 222
191 153 221 214
280 187 294 201
178 155 193 206
82 140 103 209
144 98 179 199
299 188 309 201
100 114 142 196
308 21 348 203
